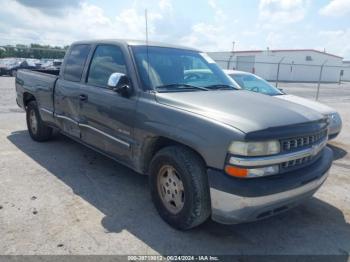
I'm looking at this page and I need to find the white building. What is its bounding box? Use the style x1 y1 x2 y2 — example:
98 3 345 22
342 61 350 82
208 49 348 83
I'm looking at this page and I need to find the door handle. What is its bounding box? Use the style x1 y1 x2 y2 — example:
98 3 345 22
79 94 88 101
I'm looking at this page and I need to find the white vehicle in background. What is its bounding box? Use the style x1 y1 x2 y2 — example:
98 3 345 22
224 70 342 140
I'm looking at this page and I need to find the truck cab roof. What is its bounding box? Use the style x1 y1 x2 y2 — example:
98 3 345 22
71 39 200 52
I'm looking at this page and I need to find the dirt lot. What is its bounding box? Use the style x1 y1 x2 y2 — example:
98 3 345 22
0 77 349 256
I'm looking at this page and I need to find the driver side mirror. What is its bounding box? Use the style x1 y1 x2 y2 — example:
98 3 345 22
108 72 133 97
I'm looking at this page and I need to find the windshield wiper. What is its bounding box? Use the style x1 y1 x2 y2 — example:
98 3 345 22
155 84 210 92
204 84 238 90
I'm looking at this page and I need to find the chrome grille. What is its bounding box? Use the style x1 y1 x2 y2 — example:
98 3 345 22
281 129 328 152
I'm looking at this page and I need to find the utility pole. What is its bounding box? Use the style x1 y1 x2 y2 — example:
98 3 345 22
275 57 285 88
227 41 235 69
316 60 327 101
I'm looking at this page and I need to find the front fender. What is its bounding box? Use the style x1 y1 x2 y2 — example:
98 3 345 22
134 96 245 171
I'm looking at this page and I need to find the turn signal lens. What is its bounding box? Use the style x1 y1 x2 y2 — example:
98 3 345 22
224 165 248 178
225 165 279 178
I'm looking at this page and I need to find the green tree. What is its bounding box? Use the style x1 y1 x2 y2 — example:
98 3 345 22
0 43 68 59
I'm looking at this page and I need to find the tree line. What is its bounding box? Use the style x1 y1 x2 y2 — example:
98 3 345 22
0 44 68 59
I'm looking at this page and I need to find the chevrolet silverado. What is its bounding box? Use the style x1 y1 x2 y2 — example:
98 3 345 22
15 40 333 230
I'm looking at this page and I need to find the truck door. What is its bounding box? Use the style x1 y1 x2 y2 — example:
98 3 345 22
54 44 92 138
78 44 136 164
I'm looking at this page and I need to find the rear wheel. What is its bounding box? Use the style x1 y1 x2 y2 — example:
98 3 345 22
26 101 53 142
149 146 211 230
11 70 17 77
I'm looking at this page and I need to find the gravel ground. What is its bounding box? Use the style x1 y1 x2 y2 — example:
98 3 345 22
0 77 349 256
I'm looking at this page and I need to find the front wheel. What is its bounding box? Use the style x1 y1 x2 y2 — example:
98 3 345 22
149 146 211 230
26 101 53 142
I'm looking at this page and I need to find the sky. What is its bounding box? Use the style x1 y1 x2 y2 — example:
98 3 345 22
0 0 349 59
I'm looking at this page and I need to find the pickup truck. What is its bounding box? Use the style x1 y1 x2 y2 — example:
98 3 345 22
16 40 333 230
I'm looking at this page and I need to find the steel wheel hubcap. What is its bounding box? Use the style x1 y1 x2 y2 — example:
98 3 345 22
157 165 185 214
29 109 38 134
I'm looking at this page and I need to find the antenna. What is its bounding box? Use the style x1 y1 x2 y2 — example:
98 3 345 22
145 9 151 89
145 9 149 45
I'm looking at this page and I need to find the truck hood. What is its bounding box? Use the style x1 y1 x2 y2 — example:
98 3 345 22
156 90 324 134
276 94 335 115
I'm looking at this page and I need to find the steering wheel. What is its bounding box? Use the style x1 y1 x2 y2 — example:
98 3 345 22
184 73 201 81
251 87 260 92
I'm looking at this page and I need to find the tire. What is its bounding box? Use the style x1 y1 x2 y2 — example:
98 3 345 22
149 146 211 230
26 101 53 142
11 70 17 77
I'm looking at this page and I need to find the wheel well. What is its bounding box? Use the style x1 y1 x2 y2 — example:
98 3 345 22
142 136 206 174
23 92 36 108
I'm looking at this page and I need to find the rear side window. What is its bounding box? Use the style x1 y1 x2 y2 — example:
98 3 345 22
87 45 127 87
63 44 91 82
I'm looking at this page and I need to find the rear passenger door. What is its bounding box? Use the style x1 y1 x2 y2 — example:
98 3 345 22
54 44 91 138
79 44 136 164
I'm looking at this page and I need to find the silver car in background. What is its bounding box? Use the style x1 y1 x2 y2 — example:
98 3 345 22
224 70 342 140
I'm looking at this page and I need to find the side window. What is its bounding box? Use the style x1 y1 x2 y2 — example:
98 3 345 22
87 45 127 87
63 44 91 82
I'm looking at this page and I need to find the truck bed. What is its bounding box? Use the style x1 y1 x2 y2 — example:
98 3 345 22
16 69 59 122
32 69 60 76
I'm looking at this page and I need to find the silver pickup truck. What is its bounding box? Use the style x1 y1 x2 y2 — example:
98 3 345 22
15 40 333 230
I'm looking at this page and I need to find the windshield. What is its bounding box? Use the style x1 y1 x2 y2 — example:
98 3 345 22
132 46 238 92
229 73 283 96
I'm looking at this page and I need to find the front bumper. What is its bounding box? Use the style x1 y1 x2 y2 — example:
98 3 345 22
208 146 333 224
328 124 341 140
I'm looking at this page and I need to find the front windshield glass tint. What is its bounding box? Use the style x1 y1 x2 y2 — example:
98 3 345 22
132 46 237 91
230 74 283 96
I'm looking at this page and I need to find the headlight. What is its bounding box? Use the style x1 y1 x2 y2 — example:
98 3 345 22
224 165 279 178
327 113 341 125
228 140 280 156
